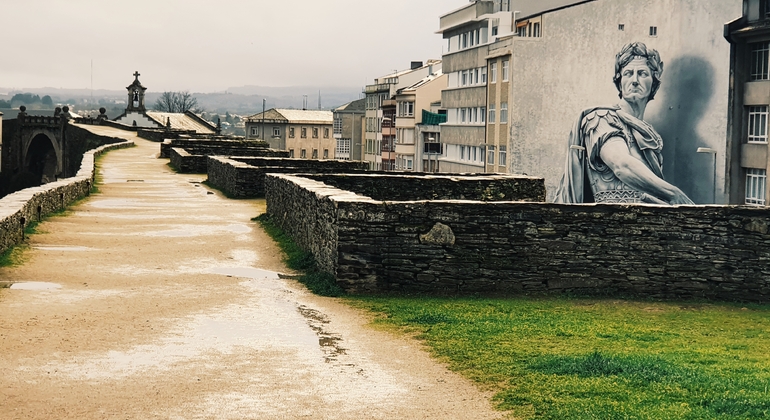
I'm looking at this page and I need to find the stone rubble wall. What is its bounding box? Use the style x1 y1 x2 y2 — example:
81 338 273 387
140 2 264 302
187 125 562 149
159 138 273 158
207 157 369 198
265 173 770 302
0 140 134 256
299 173 546 202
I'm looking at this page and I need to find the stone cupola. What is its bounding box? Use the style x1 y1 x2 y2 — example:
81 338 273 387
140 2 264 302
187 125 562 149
126 71 147 112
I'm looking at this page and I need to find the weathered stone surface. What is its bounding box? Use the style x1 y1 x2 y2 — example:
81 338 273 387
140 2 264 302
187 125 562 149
419 223 456 246
0 141 134 256
265 173 770 302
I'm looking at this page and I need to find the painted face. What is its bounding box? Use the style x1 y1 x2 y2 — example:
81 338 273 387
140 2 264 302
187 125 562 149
620 57 653 103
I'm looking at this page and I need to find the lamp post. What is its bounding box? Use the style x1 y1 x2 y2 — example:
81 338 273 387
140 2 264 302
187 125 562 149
697 147 717 204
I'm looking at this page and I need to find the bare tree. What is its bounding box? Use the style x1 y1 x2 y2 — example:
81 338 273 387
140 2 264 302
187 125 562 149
153 91 200 113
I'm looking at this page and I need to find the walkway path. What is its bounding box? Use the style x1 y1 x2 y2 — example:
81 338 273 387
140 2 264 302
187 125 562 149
0 130 502 419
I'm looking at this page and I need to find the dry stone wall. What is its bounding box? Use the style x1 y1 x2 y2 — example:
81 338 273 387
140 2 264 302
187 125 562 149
265 173 770 302
0 141 134 256
208 157 368 198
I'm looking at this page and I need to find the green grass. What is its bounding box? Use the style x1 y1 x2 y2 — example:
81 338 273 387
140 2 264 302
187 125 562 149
253 213 344 297
346 296 770 419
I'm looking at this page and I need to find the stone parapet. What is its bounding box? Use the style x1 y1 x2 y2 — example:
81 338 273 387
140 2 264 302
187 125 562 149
265 173 770 302
207 157 369 198
0 141 134 256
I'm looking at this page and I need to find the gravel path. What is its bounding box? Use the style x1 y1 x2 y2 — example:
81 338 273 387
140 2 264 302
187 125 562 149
0 129 504 419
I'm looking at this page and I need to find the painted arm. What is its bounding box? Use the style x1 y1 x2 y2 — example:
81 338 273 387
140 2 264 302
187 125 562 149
600 138 694 205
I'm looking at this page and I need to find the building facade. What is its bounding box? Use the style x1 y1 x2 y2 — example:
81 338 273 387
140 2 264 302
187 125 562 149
499 0 740 203
364 61 442 170
245 109 334 159
393 73 447 171
725 0 770 205
438 0 517 173
333 99 365 161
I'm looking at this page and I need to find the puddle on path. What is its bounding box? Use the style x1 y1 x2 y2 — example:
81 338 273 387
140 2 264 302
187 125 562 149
9 282 62 291
33 245 93 252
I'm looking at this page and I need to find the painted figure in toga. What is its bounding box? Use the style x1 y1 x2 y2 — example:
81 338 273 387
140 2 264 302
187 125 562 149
554 42 693 205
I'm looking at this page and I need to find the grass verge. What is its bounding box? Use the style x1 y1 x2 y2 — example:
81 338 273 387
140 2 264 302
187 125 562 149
253 213 343 297
346 296 770 419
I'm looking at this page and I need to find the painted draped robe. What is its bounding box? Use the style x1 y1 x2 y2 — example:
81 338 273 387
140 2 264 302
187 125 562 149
554 106 666 204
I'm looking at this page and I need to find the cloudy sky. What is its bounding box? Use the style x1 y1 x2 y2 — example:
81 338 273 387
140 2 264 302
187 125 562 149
1 0 462 93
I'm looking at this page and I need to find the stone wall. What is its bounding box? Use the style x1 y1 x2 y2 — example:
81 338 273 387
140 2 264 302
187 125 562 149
265 173 770 302
0 140 134 256
168 148 206 174
208 157 369 198
160 138 274 158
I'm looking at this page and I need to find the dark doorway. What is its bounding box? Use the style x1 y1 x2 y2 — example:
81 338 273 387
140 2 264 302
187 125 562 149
25 134 58 184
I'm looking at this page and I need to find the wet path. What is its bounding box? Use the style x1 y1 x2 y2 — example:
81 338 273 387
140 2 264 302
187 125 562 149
0 130 501 419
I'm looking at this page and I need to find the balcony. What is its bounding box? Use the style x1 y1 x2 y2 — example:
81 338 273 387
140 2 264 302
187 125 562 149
365 83 395 94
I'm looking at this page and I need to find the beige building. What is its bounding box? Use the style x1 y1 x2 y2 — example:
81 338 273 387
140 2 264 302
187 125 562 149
725 0 770 205
501 0 740 203
245 109 334 159
394 73 447 171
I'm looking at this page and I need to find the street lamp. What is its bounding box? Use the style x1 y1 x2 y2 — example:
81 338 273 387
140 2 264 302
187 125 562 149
696 147 717 204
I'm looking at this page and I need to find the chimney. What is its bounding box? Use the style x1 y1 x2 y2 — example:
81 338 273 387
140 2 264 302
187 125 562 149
410 61 423 70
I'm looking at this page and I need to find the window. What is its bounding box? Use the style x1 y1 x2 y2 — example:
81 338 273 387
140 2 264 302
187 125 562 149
251 127 258 136
649 26 658 37
490 62 497 83
474 68 480 84
336 138 351 158
502 60 509 82
301 128 307 138
752 42 770 81
517 25 527 37
300 149 307 158
499 145 507 167
480 107 486 123
272 127 280 137
460 108 467 123
487 146 495 165
489 104 496 123
532 22 541 38
289 127 295 138
749 106 769 143
462 32 468 49
500 103 508 123
333 116 342 134
313 127 319 138
618 24 625 31
323 149 329 159
481 67 487 84
312 149 318 159
398 101 414 117
324 128 329 138
746 169 767 205
406 158 413 170
461 70 468 86
289 149 295 158
492 26 499 36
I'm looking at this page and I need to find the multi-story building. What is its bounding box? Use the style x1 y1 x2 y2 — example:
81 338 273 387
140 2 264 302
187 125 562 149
245 109 334 159
415 103 447 172
364 61 442 170
333 99 365 161
437 0 517 173
456 0 736 203
725 0 770 205
393 73 447 171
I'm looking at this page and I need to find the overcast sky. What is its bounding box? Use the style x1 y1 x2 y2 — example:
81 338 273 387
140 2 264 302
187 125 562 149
1 0 463 93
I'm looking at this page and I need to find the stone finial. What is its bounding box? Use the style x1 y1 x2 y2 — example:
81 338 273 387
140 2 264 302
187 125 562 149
54 107 62 117
166 117 171 130
97 107 108 121
419 223 456 246
18 105 27 121
216 117 222 135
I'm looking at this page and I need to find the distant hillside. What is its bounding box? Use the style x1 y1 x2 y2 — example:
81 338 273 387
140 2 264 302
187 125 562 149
0 85 364 115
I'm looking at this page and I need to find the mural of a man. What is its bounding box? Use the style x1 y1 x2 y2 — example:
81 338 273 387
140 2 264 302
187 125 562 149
554 42 693 205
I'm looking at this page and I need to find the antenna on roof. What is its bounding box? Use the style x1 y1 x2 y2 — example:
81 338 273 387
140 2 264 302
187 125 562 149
303 95 308 110
318 90 321 110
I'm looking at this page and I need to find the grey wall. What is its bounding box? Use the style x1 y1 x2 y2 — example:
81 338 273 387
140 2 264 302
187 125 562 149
266 173 770 302
509 0 741 204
